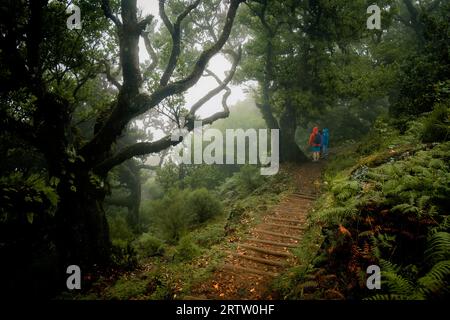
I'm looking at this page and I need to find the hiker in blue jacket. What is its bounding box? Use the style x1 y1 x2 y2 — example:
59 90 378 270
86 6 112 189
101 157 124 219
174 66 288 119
321 128 329 159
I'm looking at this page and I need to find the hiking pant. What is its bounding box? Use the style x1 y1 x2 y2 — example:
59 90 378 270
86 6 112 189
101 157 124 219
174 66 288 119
322 145 328 157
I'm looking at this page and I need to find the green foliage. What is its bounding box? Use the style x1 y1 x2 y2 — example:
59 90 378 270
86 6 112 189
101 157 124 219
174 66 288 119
142 186 224 244
390 3 450 118
187 188 223 224
425 232 450 265
182 165 230 190
155 162 180 192
173 236 202 262
187 222 226 248
0 172 59 223
149 189 194 244
281 115 450 300
155 162 231 192
107 210 134 242
368 250 450 300
133 233 165 259
421 103 450 142
110 240 138 271
220 165 266 198
105 278 148 300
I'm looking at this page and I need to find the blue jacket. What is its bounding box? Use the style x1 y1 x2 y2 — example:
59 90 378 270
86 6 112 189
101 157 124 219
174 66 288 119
322 128 329 146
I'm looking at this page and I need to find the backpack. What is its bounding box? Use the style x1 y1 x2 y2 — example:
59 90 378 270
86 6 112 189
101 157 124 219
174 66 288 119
313 133 321 145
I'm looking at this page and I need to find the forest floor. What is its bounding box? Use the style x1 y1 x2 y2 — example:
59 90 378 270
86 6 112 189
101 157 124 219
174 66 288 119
68 160 327 300
187 161 326 299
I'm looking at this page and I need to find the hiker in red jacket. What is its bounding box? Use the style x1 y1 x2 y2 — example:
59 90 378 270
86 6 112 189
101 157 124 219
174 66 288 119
308 126 322 162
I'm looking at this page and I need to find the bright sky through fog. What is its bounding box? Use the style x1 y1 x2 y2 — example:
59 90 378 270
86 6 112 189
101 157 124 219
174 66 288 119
137 0 246 118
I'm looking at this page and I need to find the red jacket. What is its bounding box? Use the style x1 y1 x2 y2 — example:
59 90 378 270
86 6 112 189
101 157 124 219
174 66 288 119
309 127 321 146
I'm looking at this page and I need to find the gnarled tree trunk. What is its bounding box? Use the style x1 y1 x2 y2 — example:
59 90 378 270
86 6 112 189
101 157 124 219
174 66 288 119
54 167 111 275
279 99 308 162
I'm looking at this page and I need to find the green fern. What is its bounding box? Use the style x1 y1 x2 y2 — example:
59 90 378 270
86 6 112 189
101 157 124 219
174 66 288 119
391 203 420 215
425 232 450 265
368 233 450 300
367 293 413 300
417 260 450 295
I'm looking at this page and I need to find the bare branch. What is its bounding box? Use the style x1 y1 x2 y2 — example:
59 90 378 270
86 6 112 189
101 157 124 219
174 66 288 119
95 48 240 174
159 0 201 86
73 71 97 98
159 0 174 34
96 135 176 174
101 0 122 27
141 30 159 75
138 14 153 32
190 47 241 115
82 0 244 167
95 102 231 173
104 61 122 90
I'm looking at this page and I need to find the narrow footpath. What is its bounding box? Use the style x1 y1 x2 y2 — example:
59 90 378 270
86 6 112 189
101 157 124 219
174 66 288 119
189 162 325 299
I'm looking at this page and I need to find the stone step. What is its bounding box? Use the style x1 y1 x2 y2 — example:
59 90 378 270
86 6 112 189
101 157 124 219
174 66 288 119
265 223 305 230
239 244 292 257
254 229 302 241
222 264 279 277
291 193 317 200
266 216 305 224
232 253 287 267
246 238 298 248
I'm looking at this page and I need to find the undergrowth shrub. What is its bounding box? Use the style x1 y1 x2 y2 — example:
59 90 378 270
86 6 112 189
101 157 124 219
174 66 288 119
149 189 194 244
187 188 223 223
142 187 223 244
110 240 138 271
220 165 265 197
173 236 202 262
107 210 134 242
187 222 226 247
133 233 165 259
106 278 147 299
421 103 450 142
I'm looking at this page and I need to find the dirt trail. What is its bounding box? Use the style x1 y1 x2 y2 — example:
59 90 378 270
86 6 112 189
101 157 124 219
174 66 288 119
189 161 325 300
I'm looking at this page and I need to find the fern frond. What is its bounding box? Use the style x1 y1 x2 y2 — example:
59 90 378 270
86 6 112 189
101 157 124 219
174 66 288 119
379 259 401 273
425 232 450 264
382 271 415 295
417 260 450 295
391 203 420 215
